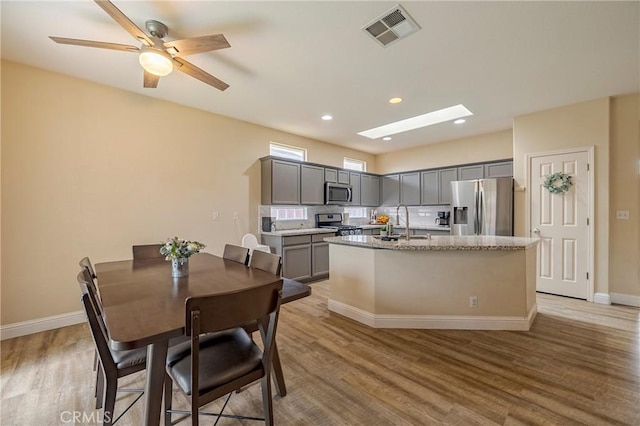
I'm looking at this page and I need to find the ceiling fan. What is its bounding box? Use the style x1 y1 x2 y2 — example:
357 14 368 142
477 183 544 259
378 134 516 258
49 0 230 90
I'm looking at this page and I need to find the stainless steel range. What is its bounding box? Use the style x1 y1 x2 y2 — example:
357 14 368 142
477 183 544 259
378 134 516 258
316 213 363 236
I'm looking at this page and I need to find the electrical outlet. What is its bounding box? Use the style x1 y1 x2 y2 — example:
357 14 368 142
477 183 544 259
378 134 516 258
469 296 478 308
212 211 220 221
233 212 240 220
616 210 629 220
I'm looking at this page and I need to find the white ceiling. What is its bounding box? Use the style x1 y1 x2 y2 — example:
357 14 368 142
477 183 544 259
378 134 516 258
2 1 638 154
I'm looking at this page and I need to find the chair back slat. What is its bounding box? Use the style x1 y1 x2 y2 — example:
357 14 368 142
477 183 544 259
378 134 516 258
222 244 250 265
185 281 282 336
77 276 116 369
249 250 282 276
132 244 164 261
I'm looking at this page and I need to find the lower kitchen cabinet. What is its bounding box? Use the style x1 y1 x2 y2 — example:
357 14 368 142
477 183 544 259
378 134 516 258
261 232 334 282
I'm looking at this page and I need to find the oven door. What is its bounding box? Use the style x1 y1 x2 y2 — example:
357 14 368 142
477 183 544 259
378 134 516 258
325 182 352 204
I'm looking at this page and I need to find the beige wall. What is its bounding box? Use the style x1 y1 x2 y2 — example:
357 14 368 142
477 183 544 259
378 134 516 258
0 61 375 325
376 129 513 174
609 94 640 297
513 98 611 295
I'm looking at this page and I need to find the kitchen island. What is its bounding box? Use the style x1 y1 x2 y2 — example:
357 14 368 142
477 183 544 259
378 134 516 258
325 235 539 330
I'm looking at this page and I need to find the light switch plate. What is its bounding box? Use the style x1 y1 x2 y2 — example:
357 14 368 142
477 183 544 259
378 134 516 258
212 211 220 221
616 210 629 220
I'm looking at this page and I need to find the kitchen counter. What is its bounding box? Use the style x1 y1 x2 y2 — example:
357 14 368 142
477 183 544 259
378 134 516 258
324 235 538 250
326 235 538 331
360 224 451 232
260 228 335 237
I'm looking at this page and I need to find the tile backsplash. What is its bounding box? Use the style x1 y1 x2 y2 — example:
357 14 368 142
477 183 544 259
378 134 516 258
259 204 450 231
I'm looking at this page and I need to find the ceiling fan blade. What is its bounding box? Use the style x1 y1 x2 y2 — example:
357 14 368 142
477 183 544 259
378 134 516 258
163 34 230 57
172 58 229 91
49 36 139 52
143 71 160 88
94 0 153 46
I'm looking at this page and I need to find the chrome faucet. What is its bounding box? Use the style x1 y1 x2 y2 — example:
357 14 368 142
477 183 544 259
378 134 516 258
396 204 409 241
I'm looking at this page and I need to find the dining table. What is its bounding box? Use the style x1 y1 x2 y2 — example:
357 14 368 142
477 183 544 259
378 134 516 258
94 252 310 426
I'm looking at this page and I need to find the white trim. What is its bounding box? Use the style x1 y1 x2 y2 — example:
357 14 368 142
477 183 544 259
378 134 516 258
593 293 612 305
525 146 595 302
328 299 537 331
610 292 640 307
0 310 85 341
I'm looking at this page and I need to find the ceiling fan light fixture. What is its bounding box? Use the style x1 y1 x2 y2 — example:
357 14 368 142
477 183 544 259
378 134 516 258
139 47 173 76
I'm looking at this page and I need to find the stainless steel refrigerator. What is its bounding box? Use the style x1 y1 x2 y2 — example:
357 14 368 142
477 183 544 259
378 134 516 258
450 177 513 236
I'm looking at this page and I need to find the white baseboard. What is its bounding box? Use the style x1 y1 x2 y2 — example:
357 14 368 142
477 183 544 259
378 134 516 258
328 299 537 331
610 292 640 308
0 310 85 341
594 293 612 305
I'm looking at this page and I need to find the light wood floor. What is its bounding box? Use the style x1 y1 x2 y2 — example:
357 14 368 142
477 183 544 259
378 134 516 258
1 282 639 425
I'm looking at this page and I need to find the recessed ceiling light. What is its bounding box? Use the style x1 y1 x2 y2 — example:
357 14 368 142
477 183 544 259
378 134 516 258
382 137 392 141
357 104 473 139
454 119 466 124
389 97 403 104
321 115 333 121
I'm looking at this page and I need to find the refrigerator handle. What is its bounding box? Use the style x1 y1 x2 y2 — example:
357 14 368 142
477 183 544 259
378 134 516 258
474 181 480 234
478 183 484 235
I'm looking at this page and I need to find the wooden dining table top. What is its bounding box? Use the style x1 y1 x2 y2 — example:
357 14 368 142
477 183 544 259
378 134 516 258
94 252 283 351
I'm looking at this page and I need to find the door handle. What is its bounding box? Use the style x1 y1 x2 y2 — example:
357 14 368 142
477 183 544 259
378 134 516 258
533 227 541 235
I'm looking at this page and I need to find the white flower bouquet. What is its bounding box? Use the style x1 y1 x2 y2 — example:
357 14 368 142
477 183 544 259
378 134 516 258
160 237 206 260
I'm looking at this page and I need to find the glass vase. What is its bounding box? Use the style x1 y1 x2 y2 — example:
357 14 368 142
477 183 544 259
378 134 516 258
171 258 189 278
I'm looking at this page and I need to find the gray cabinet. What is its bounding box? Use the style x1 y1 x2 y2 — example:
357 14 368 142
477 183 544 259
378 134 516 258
325 168 338 183
260 232 333 282
381 174 400 206
400 172 421 205
421 168 457 205
349 172 361 205
360 174 380 206
458 164 484 180
484 161 513 178
362 228 381 236
300 164 324 205
261 159 300 205
338 170 350 184
420 171 439 205
311 233 331 278
438 168 458 204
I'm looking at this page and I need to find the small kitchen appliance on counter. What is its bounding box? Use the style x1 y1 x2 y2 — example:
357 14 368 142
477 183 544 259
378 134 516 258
435 211 450 226
316 213 363 236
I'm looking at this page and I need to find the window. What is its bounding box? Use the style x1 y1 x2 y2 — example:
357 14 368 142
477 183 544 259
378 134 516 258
270 142 306 161
343 207 367 219
344 157 366 171
270 207 307 221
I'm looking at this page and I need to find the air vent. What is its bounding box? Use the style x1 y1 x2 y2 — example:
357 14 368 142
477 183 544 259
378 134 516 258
363 4 420 47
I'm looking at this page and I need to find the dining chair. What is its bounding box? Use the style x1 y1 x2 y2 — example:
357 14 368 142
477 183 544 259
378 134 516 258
249 250 282 276
77 271 147 425
222 244 250 265
164 281 283 426
132 243 164 261
79 257 97 281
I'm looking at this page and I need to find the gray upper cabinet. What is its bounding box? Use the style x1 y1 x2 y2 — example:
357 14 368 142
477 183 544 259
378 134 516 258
458 164 484 180
338 170 350 184
381 174 400 206
360 174 380 206
421 168 457 205
420 171 439 205
484 161 513 178
261 158 300 205
325 168 338 183
438 168 458 204
350 172 361 205
400 172 421 205
300 164 325 205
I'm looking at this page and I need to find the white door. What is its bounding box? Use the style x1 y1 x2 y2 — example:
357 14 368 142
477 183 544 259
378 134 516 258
529 150 591 299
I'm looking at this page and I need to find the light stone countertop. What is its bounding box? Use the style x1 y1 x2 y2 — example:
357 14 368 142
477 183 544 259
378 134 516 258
260 228 337 237
360 224 451 232
324 235 539 251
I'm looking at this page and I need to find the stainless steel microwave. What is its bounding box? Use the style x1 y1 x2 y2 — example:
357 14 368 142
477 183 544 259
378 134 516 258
325 182 352 204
